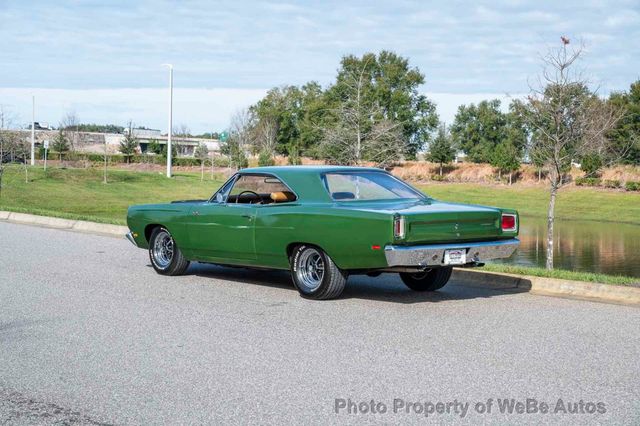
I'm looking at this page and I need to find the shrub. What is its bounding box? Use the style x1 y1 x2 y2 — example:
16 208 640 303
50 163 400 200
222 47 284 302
575 177 601 187
173 157 201 167
604 179 621 189
625 181 640 191
258 151 275 167
430 174 446 182
580 153 602 177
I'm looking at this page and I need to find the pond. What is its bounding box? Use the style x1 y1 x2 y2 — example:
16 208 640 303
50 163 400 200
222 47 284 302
494 217 640 278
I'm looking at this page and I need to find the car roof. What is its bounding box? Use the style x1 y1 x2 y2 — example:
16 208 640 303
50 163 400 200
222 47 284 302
240 165 385 174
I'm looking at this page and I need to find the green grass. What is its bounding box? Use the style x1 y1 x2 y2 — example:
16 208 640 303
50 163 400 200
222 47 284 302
482 264 639 286
418 182 640 225
0 165 224 225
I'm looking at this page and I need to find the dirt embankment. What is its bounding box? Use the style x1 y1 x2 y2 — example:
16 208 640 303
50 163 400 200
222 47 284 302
389 162 640 186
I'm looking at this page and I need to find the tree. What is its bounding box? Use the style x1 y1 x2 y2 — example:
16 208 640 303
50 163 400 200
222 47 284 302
254 114 278 166
52 129 69 161
320 55 406 167
222 109 252 170
328 51 438 158
147 139 162 154
451 100 504 163
517 37 623 270
194 143 209 181
428 124 455 175
119 121 138 163
252 86 302 156
173 124 192 156
608 80 640 165
491 141 520 184
580 153 602 177
60 111 79 151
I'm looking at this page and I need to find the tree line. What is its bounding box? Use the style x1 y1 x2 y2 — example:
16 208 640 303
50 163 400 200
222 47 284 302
222 50 639 181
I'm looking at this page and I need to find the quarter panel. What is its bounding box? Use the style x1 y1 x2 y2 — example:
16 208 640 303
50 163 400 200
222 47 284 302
254 204 392 269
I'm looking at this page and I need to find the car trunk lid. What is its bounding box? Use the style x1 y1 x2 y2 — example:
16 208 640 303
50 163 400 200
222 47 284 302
400 201 501 243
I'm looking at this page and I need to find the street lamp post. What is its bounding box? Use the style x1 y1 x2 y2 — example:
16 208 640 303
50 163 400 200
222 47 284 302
163 64 173 178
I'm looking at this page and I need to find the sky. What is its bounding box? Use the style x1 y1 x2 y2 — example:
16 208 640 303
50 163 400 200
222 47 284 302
1 0 639 133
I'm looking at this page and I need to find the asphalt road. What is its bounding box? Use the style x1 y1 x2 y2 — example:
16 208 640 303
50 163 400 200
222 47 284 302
1 221 639 425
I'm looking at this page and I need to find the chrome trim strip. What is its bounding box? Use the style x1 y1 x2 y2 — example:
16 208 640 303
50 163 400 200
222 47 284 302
125 232 138 247
384 238 519 267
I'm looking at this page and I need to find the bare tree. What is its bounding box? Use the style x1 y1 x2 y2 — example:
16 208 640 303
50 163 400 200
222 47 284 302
518 38 624 269
223 109 254 170
194 143 209 181
320 58 406 166
60 111 79 151
255 115 278 165
173 124 191 155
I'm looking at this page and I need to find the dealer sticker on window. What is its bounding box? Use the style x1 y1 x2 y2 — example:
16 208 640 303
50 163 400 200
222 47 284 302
444 249 466 265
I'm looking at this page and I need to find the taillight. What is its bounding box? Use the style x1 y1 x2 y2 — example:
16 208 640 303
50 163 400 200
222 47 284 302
501 214 517 232
393 215 405 239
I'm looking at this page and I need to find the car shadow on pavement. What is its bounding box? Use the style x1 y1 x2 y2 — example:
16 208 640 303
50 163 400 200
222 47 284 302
186 262 529 304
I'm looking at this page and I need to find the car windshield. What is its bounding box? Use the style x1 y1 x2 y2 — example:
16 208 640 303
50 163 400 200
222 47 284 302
323 172 425 201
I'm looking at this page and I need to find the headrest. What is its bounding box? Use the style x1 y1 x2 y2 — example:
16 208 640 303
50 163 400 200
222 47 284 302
270 191 296 202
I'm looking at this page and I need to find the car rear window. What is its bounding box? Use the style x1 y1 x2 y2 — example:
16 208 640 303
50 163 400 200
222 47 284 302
323 172 424 201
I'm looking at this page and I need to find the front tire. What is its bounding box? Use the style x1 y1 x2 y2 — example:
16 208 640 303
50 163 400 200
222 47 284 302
290 245 347 300
149 227 190 276
400 267 452 291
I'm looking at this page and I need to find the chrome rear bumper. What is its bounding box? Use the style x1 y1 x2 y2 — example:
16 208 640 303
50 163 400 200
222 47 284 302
384 238 519 267
125 231 138 247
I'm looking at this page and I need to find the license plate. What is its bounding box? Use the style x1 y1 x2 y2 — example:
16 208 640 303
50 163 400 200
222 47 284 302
444 249 466 265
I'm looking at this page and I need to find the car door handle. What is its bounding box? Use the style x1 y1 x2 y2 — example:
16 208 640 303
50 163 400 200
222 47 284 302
241 214 253 220
192 211 200 216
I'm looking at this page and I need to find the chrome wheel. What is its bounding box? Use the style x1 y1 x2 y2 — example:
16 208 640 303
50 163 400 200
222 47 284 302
152 230 174 269
296 248 325 291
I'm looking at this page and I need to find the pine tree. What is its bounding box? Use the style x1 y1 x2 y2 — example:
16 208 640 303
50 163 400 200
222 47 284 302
428 124 455 176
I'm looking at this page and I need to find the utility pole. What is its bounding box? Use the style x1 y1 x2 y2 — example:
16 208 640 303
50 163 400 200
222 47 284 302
163 64 173 178
31 95 35 166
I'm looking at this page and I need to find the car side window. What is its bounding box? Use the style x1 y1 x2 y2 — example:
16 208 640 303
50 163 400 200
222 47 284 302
213 177 236 203
226 175 297 204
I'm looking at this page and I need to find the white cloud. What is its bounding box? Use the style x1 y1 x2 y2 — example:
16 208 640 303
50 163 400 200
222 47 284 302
604 10 640 27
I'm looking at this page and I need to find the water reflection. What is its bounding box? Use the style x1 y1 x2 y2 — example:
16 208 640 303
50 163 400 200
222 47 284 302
493 217 640 278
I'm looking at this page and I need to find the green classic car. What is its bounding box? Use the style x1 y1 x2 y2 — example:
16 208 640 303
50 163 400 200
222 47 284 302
126 166 519 299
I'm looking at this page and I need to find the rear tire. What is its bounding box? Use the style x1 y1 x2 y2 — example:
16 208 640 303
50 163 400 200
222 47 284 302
400 267 452 291
290 245 347 300
149 227 190 276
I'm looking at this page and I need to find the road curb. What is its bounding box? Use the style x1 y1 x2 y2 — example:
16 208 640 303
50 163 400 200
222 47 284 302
0 210 128 238
453 269 640 306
